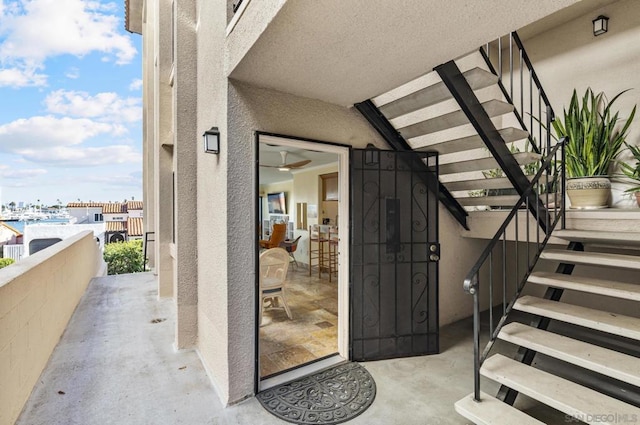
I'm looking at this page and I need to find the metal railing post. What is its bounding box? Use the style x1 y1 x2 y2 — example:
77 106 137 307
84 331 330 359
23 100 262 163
471 275 481 401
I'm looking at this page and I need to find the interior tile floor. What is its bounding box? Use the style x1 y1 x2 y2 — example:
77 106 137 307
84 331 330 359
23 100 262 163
260 265 338 377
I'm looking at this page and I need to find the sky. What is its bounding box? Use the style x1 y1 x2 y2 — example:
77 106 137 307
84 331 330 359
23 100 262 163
0 0 142 207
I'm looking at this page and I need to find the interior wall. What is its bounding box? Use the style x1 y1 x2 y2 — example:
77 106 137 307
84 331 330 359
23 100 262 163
292 164 339 264
522 0 640 206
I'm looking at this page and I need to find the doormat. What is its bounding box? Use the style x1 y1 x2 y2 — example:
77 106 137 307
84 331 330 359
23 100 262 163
257 362 376 425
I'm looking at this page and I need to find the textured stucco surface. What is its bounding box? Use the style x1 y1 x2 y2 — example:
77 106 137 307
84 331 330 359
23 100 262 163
196 0 234 405
521 0 640 207
228 0 582 105
1 231 104 425
151 0 175 297
173 0 199 349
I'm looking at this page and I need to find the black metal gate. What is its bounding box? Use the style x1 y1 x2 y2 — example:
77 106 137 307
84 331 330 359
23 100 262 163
351 149 439 361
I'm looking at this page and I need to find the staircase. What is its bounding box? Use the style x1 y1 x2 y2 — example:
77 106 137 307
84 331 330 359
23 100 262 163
456 230 640 424
354 31 640 423
356 32 558 231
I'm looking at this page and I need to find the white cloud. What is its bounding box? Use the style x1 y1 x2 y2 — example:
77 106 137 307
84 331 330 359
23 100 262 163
85 171 142 187
129 78 142 91
18 145 142 166
0 0 137 87
0 66 47 87
1 168 47 179
0 115 126 151
44 90 142 123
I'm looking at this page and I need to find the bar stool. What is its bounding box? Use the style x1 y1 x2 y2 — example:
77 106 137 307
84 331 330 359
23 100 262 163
308 224 327 278
328 227 338 282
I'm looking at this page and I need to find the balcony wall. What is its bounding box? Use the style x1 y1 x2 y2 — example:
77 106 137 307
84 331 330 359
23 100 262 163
0 230 106 425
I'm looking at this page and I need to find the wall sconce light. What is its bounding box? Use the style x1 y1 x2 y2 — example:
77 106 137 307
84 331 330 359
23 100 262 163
203 127 220 154
592 15 609 36
364 143 379 166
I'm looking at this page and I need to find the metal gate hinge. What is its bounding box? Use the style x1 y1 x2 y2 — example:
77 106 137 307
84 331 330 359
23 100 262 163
428 242 440 262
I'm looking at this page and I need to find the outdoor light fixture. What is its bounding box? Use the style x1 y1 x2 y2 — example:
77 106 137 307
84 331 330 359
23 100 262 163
203 127 220 154
592 15 609 36
364 143 379 166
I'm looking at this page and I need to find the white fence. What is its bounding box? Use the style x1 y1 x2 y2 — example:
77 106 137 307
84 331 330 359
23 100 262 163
3 244 24 261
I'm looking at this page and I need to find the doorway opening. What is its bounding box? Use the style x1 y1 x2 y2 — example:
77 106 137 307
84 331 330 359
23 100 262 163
256 133 350 391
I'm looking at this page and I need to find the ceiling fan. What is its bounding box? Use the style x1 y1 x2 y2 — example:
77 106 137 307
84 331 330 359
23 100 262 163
260 151 311 171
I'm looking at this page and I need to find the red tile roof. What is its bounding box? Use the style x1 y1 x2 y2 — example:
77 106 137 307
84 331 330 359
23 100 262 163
103 203 126 214
127 217 144 236
127 201 143 211
106 221 126 232
67 202 105 208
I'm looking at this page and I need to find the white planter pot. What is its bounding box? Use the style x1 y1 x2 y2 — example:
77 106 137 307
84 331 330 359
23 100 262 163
566 176 610 209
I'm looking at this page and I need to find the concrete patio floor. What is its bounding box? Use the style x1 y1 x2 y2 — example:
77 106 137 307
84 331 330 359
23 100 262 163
17 272 483 425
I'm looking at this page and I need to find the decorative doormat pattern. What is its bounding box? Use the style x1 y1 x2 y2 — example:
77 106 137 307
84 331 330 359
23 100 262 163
257 362 376 424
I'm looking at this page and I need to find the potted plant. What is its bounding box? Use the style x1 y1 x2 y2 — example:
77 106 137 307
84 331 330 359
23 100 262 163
552 88 636 208
618 142 640 206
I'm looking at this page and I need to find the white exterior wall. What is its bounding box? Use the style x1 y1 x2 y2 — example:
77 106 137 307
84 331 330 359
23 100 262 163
23 224 106 256
67 207 103 224
0 225 19 245
103 213 127 222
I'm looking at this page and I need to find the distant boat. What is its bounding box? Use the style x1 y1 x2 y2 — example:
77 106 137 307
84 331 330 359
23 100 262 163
18 211 50 221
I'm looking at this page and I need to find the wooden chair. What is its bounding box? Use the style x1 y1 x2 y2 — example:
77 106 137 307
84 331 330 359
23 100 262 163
308 224 328 277
259 223 287 249
259 247 292 325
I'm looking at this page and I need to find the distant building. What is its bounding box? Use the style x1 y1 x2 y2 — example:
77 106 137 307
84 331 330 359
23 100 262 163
66 202 105 224
67 202 145 244
0 222 23 261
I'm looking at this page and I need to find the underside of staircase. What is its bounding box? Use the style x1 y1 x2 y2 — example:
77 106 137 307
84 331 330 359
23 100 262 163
455 230 640 424
355 32 640 425
356 38 553 231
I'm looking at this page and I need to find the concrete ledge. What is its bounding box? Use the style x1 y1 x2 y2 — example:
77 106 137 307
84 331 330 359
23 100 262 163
463 209 640 241
0 231 104 425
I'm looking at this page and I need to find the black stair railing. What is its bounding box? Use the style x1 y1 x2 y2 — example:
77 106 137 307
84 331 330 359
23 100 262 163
463 139 566 402
480 31 554 155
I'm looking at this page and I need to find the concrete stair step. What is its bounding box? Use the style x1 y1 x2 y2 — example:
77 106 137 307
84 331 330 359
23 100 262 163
553 230 640 247
439 151 540 175
528 271 640 301
499 322 640 387
379 68 498 120
411 127 529 154
481 354 640 423
456 195 521 207
446 177 515 192
454 392 544 425
513 295 640 341
540 249 640 270
445 174 552 192
397 99 513 139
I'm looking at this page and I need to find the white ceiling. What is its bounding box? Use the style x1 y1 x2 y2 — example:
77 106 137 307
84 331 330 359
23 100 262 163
259 143 339 185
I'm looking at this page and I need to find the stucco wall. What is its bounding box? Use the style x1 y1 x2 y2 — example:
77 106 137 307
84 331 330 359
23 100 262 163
23 224 106 257
0 231 105 425
196 0 232 406
522 0 640 206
